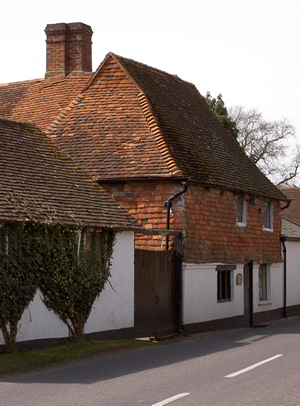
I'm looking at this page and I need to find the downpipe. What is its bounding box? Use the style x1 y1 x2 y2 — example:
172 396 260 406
165 183 187 250
281 236 287 318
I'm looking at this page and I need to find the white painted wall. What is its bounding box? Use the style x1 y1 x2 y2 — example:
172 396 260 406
252 263 283 314
182 263 244 325
85 231 135 334
183 261 284 325
0 231 135 345
285 241 300 307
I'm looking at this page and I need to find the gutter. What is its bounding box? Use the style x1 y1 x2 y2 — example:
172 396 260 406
164 183 188 250
280 199 292 211
98 176 189 184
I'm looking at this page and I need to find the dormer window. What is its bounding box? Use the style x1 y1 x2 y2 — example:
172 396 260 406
236 194 246 226
263 201 273 231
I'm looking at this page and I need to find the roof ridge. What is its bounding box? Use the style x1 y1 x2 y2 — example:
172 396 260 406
0 116 41 132
110 53 145 93
0 78 43 87
83 52 145 93
136 92 183 177
81 53 113 92
112 53 200 93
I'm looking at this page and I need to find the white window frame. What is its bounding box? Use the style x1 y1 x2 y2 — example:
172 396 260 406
263 201 274 231
236 194 247 227
259 264 271 302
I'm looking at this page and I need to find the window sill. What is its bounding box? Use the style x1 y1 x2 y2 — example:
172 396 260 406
258 300 272 306
263 227 273 232
236 222 246 228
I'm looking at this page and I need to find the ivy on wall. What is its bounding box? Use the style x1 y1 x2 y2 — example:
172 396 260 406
0 223 116 352
39 226 116 341
0 223 40 353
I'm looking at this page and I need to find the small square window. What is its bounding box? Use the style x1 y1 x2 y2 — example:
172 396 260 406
263 202 273 231
236 194 246 226
217 265 235 302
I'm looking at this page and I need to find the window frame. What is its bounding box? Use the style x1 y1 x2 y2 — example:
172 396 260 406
236 194 247 227
217 265 236 302
259 264 270 302
262 201 274 231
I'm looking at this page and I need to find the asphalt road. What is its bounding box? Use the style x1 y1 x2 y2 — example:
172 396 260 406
1 317 300 405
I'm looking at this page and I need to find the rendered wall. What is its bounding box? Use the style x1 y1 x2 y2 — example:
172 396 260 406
252 263 283 314
286 241 300 307
182 262 244 325
183 262 284 327
0 231 135 346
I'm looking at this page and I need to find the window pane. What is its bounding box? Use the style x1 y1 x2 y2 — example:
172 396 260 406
218 270 231 302
86 232 102 262
259 264 267 300
86 232 92 251
263 202 271 228
237 195 244 223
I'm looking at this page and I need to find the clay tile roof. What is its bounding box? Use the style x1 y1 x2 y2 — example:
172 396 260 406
0 53 288 202
0 74 91 132
111 54 288 201
0 118 140 230
46 54 184 181
280 187 300 224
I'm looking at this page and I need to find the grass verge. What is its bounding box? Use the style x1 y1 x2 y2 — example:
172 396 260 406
0 339 156 375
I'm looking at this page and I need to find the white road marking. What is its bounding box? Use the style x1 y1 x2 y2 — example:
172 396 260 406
225 354 283 378
151 392 190 406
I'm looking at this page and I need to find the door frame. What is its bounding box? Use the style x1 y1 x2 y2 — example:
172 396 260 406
244 262 253 327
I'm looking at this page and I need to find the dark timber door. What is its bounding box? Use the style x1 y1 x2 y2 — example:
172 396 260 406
134 249 177 338
244 263 253 327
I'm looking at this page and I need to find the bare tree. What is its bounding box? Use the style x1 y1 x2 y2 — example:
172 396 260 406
228 105 300 187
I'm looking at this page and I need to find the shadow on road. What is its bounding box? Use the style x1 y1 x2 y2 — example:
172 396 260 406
2 317 300 385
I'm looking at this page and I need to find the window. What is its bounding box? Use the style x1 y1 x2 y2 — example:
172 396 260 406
259 264 270 301
85 231 102 261
263 201 273 231
217 265 236 302
236 194 246 226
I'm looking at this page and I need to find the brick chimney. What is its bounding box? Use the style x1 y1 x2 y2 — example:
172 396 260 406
45 23 93 78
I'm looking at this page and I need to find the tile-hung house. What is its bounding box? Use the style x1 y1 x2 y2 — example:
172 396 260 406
0 117 140 347
0 22 291 334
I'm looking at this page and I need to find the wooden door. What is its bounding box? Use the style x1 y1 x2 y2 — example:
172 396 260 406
244 263 253 327
134 249 177 338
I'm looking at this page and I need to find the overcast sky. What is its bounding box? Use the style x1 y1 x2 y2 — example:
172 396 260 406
1 0 299 141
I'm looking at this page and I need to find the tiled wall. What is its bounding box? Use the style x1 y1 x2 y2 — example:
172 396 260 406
103 182 282 264
184 185 282 264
